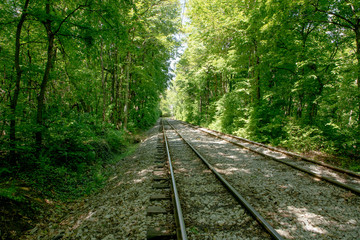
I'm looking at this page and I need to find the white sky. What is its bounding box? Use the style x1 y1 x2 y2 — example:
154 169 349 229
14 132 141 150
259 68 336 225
169 0 188 79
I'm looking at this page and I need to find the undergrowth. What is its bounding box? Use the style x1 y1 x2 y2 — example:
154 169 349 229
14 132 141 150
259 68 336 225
0 114 142 239
204 117 360 173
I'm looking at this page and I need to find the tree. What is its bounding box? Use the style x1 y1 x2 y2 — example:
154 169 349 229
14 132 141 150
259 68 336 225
171 0 359 155
9 0 30 163
310 0 360 126
0 0 180 166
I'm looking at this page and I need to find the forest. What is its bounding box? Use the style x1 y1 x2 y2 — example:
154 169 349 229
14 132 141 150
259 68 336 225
1 0 360 238
165 0 360 171
0 0 180 236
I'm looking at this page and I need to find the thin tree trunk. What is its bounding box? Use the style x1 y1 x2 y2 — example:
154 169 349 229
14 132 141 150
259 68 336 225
248 49 252 78
111 48 117 104
117 61 124 128
10 0 30 163
115 74 120 127
355 28 360 127
215 73 217 97
113 47 120 126
123 52 131 130
199 96 202 116
297 93 304 119
27 49 32 102
35 2 55 149
254 40 261 104
287 95 292 116
100 40 107 122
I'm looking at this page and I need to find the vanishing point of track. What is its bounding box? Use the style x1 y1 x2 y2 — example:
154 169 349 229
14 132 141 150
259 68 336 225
152 118 284 239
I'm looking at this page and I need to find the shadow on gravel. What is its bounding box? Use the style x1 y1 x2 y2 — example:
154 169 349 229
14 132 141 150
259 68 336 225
171 121 360 240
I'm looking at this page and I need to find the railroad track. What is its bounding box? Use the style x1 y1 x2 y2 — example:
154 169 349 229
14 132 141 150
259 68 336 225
146 121 186 239
165 119 360 239
174 119 360 195
147 119 284 239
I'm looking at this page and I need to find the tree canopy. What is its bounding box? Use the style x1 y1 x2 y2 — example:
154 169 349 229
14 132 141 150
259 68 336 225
0 0 180 200
169 0 360 160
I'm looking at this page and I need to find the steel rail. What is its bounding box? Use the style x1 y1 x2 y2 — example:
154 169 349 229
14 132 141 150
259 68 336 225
180 120 360 179
175 120 360 196
161 119 188 240
165 119 284 240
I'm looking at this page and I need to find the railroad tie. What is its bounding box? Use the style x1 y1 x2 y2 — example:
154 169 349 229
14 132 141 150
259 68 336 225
147 206 167 216
147 227 175 239
153 183 169 189
154 159 165 163
153 176 168 181
150 194 171 201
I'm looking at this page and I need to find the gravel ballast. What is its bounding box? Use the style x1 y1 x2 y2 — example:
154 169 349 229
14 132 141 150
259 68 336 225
20 119 360 239
165 124 272 240
195 124 360 190
21 121 166 240
170 119 360 240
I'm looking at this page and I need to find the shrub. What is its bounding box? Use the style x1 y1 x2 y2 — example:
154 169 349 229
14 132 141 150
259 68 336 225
104 129 127 153
3 113 130 200
283 122 329 152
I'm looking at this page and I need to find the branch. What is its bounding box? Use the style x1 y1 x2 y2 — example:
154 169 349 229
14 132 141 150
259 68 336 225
316 8 355 29
58 33 87 39
56 36 67 58
93 10 114 28
305 22 319 36
330 43 339 60
314 18 353 29
138 0 164 18
54 4 87 34
20 41 47 46
328 20 353 29
138 0 156 17
273 67 297 76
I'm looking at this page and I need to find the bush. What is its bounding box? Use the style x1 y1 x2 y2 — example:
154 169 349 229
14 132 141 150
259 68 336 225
1 113 130 200
104 129 127 153
245 104 286 144
45 117 98 170
283 122 330 152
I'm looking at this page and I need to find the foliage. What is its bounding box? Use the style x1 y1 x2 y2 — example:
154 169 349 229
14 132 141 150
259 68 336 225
169 0 360 161
282 122 328 152
0 3 181 238
0 0 180 178
0 112 134 201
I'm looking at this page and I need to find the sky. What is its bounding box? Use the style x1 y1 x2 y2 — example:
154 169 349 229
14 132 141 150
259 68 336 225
169 0 189 78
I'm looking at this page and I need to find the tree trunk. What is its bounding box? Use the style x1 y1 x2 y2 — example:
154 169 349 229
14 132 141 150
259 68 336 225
214 73 218 97
355 27 360 127
100 40 107 122
199 96 202 116
287 95 292 116
117 59 124 128
111 47 118 125
10 0 30 163
123 52 131 130
35 2 55 149
254 40 261 104
297 93 304 119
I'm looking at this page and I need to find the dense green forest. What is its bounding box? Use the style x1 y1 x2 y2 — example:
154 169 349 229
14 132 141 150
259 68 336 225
0 0 180 208
1 0 360 237
166 0 360 169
